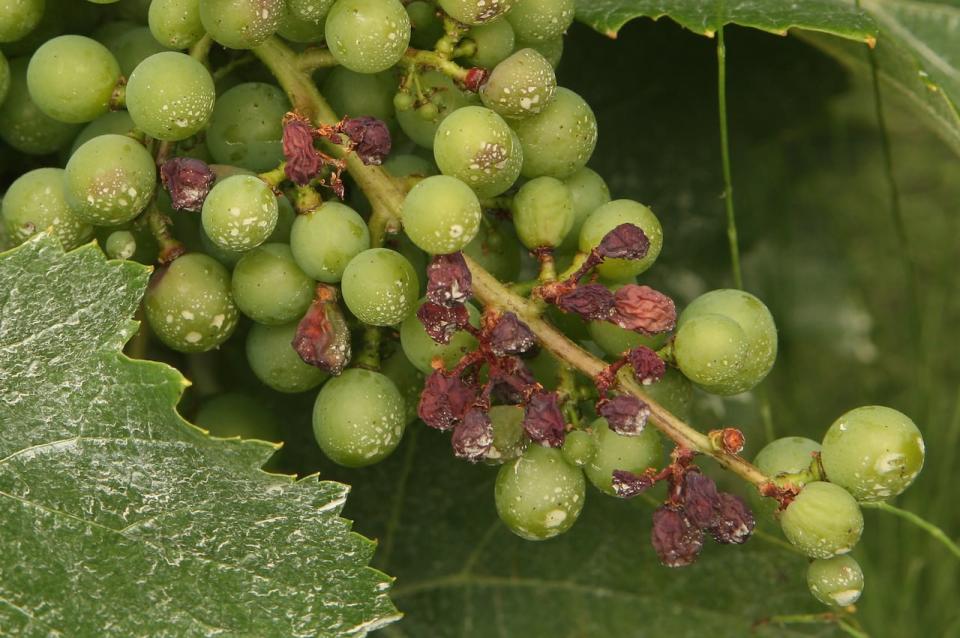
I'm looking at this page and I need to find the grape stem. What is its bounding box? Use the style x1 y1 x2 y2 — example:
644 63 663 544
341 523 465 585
401 48 470 83
861 501 960 561
252 36 774 491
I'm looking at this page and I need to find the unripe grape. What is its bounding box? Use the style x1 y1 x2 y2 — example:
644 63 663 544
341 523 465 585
780 481 863 559
201 175 279 252
384 154 436 178
561 167 610 251
0 0 44 43
512 176 574 249
642 367 694 422
754 437 821 480
65 134 156 226
434 105 523 198
461 19 515 69
821 406 924 502
495 445 585 540
312 368 406 467
512 87 596 179
27 36 120 124
480 48 556 119
246 321 329 393
518 35 563 68
585 418 662 495
341 248 419 326
486 405 528 463
402 175 482 254
2 168 93 250
807 555 864 607
0 52 9 105
70 111 136 157
396 70 478 149
561 429 595 467
506 0 574 42
323 67 396 124
462 217 522 283
673 313 749 395
579 199 663 279
0 58 80 155
126 52 215 141
287 0 335 24
200 0 284 49
439 0 514 25
380 347 425 425
231 243 314 325
144 253 239 353
207 82 289 172
195 393 281 441
277 8 326 42
105 230 136 260
149 0 205 49
289 201 370 283
325 0 410 73
400 299 480 373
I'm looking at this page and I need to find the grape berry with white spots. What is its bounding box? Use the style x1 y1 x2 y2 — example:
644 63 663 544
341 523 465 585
0 0 926 614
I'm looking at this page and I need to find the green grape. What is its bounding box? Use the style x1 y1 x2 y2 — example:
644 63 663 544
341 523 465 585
104 26 172 78
406 0 443 49
322 67 396 123
561 429 595 467
643 367 694 421
312 368 406 467
434 105 523 198
560 167 610 251
821 406 924 502
400 299 480 373
383 153 436 177
287 0 335 23
70 111 136 157
486 405 527 463
438 0 514 25
380 346 425 425
231 243 315 325
65 134 156 226
517 35 562 68
0 58 80 155
393 90 415 112
396 71 478 149
402 175 482 254
480 48 556 119
289 201 370 282
579 199 663 279
584 417 662 495
194 392 281 441
113 0 152 22
754 437 821 480
461 19 515 69
149 0 204 49
673 313 750 395
462 217 522 282
277 7 326 42
126 52 216 141
325 0 410 73
246 321 328 393
2 168 93 249
199 0 283 49
105 230 136 260
93 20 140 47
341 248 419 326
676 289 778 395
506 0 574 42
392 232 429 294
780 481 863 559
201 174 279 252
0 52 9 105
207 82 289 171
807 556 864 608
511 175 573 249
417 102 439 120
144 253 240 352
512 87 597 179
0 0 44 43
589 318 666 359
495 445 585 541
26 36 119 124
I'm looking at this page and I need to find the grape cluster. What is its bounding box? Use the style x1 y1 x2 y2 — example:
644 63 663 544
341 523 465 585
0 0 926 614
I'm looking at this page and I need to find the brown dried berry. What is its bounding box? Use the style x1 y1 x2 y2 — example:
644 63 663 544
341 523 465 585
681 471 721 529
627 346 666 385
709 493 755 545
159 157 214 212
612 285 676 334
340 116 392 165
489 356 537 404
283 115 322 185
419 371 477 431
522 390 566 447
426 253 472 306
451 407 494 461
292 285 351 375
597 395 650 436
596 223 650 260
651 505 704 568
417 301 471 345
488 312 537 357
611 470 655 499
555 284 615 321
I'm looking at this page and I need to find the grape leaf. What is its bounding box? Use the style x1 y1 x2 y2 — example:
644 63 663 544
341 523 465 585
574 0 878 42
800 0 960 155
0 236 400 636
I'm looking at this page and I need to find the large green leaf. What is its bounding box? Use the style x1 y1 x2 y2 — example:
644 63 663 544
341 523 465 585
801 0 960 155
0 236 400 636
574 0 877 42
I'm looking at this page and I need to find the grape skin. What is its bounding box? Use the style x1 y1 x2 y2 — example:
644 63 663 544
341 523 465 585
673 313 749 396
396 70 479 149
506 0 575 42
201 175 279 252
325 0 411 74
461 19 515 69
195 393 281 441
0 0 45 43
434 105 523 198
439 0 515 25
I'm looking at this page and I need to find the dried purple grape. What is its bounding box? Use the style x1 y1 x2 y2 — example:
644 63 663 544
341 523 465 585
651 506 704 567
555 284 615 321
292 285 351 375
709 493 755 545
418 371 477 431
283 116 321 185
340 116 392 165
488 312 536 357
681 471 721 529
522 390 566 447
596 223 650 260
426 253 472 306
612 285 676 334
417 301 471 345
597 395 650 436
451 408 494 461
627 346 666 385
489 356 537 404
612 470 655 499
159 157 214 212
